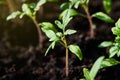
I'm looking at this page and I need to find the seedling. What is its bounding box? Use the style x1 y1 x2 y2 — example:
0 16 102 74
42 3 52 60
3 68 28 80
60 0 113 38
80 56 120 80
6 0 52 50
40 10 82 77
99 18 120 58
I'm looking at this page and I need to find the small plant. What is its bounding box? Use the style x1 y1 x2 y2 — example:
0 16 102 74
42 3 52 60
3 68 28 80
60 0 113 38
80 56 120 80
99 18 120 58
40 10 82 77
6 0 58 50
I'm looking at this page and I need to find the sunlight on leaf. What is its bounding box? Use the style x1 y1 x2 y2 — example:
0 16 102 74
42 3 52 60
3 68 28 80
7 11 21 20
68 44 82 60
90 56 104 80
99 41 113 48
92 12 114 23
64 29 77 35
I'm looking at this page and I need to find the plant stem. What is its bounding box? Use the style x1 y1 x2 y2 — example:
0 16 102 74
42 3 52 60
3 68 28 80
83 5 94 38
32 17 44 50
63 37 69 77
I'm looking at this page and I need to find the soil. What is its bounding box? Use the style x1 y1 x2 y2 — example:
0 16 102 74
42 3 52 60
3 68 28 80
0 0 120 80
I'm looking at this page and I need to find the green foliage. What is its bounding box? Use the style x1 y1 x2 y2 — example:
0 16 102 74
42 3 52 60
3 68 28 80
41 10 82 60
80 56 120 80
68 44 82 60
98 41 113 48
101 58 120 68
103 0 112 13
80 56 105 80
108 19 120 57
64 29 76 35
92 12 114 23
59 9 80 19
7 11 21 20
99 19 120 58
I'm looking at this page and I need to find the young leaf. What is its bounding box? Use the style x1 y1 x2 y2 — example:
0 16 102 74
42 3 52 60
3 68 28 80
98 41 113 48
40 22 57 33
34 0 47 11
112 27 120 36
92 12 114 23
62 10 73 30
109 46 119 58
56 32 62 37
90 56 104 80
64 29 77 35
74 1 80 9
45 41 56 56
103 0 112 13
115 18 120 28
22 4 32 16
101 58 120 68
7 11 21 20
59 9 79 19
83 68 91 80
44 30 57 41
55 20 63 30
68 44 82 60
60 2 71 10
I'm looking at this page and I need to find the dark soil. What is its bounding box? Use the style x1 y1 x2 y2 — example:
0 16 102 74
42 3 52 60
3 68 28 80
0 0 120 80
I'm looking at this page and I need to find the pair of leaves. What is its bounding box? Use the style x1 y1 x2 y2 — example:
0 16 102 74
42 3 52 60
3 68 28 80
92 12 114 23
81 56 104 80
81 56 120 80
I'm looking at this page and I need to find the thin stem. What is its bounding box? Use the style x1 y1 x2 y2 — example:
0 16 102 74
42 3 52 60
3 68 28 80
65 45 69 77
83 5 94 38
63 37 69 77
32 17 44 50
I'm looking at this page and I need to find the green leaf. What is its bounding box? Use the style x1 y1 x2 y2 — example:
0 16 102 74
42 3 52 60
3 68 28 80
62 10 73 30
117 50 120 57
59 9 79 19
55 20 63 30
92 12 114 23
74 1 80 8
19 13 25 19
83 68 91 80
112 19 120 36
101 58 120 68
29 3 36 9
60 2 71 10
40 22 57 33
109 46 119 58
45 41 56 56
34 0 47 11
45 30 58 41
56 32 63 37
22 4 32 17
90 56 104 80
6 11 21 20
98 41 113 48
112 27 120 36
64 29 77 35
68 44 82 60
115 18 120 28
103 0 112 13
